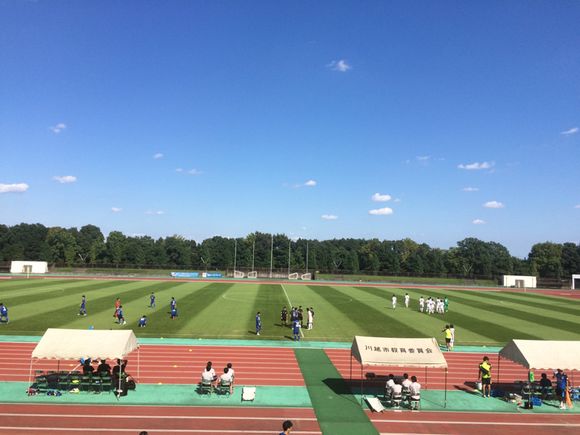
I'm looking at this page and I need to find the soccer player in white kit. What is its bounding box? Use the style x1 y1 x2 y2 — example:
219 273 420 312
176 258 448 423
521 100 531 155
391 294 397 309
419 296 425 313
404 293 410 308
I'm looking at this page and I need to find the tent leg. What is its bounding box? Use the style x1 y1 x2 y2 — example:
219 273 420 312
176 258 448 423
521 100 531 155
27 358 34 390
497 354 501 386
425 367 427 389
360 364 364 404
138 347 140 384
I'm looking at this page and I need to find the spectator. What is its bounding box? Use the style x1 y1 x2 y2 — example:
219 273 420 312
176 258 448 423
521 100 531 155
279 420 293 434
201 361 217 387
220 367 234 394
385 374 395 397
401 373 412 390
82 359 95 375
97 359 111 375
226 362 235 381
409 375 421 409
539 373 552 399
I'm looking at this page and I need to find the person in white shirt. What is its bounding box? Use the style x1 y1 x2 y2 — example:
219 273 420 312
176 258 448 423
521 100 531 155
391 295 397 310
385 374 396 397
409 376 421 409
401 373 412 390
307 308 314 330
449 325 455 351
390 383 403 404
404 293 410 308
201 361 217 387
219 367 234 394
419 297 425 313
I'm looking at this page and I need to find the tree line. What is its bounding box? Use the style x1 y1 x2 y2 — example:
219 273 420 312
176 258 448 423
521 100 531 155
0 223 579 280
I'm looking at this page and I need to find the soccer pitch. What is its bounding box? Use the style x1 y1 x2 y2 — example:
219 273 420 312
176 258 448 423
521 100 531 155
0 278 579 345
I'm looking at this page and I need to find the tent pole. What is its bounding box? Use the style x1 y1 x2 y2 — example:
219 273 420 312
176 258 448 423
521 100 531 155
444 368 448 408
497 354 501 385
27 358 34 391
425 367 427 389
138 347 141 383
360 363 364 404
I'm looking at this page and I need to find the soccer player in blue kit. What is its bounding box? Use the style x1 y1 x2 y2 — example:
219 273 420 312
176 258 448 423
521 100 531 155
255 312 262 336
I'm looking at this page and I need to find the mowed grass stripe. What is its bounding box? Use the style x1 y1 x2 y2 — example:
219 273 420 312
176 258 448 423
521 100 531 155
0 279 76 294
308 285 426 338
0 280 125 309
433 290 580 335
401 288 539 343
5 281 169 333
473 291 580 318
249 284 288 338
131 283 233 335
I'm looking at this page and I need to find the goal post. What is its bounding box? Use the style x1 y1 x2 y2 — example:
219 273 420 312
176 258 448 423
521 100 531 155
233 270 245 279
247 271 258 279
301 273 312 281
288 273 299 280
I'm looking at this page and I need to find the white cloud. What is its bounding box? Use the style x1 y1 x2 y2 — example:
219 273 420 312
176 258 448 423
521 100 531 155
416 155 431 161
458 161 494 170
561 127 579 135
574 204 580 209
0 183 29 193
462 187 479 192
111 207 122 213
393 198 401 203
371 192 392 202
53 175 77 184
188 169 203 175
472 219 486 225
321 214 338 221
327 59 351 72
153 153 164 159
49 123 67 134
483 200 504 209
145 210 165 215
304 179 317 187
369 207 394 216
175 168 183 172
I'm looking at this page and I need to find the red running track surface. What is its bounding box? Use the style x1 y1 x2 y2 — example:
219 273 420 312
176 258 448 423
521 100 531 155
0 403 321 434
368 410 580 434
0 343 305 386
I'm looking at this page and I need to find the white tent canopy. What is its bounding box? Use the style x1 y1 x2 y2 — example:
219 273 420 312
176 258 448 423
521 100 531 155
499 339 580 371
32 329 139 360
351 336 448 368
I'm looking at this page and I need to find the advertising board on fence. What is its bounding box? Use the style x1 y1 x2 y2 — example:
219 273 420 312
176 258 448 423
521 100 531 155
170 272 200 278
202 272 223 278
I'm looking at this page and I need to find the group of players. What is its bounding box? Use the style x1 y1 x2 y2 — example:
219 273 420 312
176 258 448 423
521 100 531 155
76 293 179 327
389 293 449 315
418 296 449 314
254 306 315 341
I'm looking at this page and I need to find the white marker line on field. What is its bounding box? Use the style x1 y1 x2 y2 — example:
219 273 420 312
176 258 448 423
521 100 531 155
281 283 304 338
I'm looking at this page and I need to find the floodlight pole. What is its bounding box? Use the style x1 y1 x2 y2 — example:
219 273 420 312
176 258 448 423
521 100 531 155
233 239 237 275
252 240 255 271
269 234 273 278
306 242 309 274
288 241 291 275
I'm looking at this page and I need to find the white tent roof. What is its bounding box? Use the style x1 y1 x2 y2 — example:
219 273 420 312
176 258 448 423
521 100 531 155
499 339 580 371
31 328 139 360
351 336 448 368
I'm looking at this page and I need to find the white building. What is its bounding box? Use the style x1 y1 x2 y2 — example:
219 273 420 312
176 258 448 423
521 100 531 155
503 275 536 288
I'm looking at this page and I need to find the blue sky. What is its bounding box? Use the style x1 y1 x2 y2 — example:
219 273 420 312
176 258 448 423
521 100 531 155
0 0 579 257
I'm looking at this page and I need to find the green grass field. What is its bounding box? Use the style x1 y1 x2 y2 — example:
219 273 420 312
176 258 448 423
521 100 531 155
0 278 578 345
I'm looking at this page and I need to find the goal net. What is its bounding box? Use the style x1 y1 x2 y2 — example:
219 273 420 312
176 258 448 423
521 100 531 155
288 273 299 280
301 273 312 281
233 270 245 279
247 271 258 279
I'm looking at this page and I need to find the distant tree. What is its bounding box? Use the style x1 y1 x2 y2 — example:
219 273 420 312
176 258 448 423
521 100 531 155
76 225 105 264
106 231 127 267
46 227 78 266
528 242 563 278
561 243 580 277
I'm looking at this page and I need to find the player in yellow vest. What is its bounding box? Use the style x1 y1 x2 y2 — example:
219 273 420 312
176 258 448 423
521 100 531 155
479 356 492 397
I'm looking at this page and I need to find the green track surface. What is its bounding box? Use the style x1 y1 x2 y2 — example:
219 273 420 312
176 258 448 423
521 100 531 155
1 278 579 345
295 348 378 435
0 382 312 407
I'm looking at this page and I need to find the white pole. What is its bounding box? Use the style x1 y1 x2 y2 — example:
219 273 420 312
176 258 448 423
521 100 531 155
306 242 309 274
288 241 291 275
252 240 255 271
269 234 273 278
233 239 237 275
